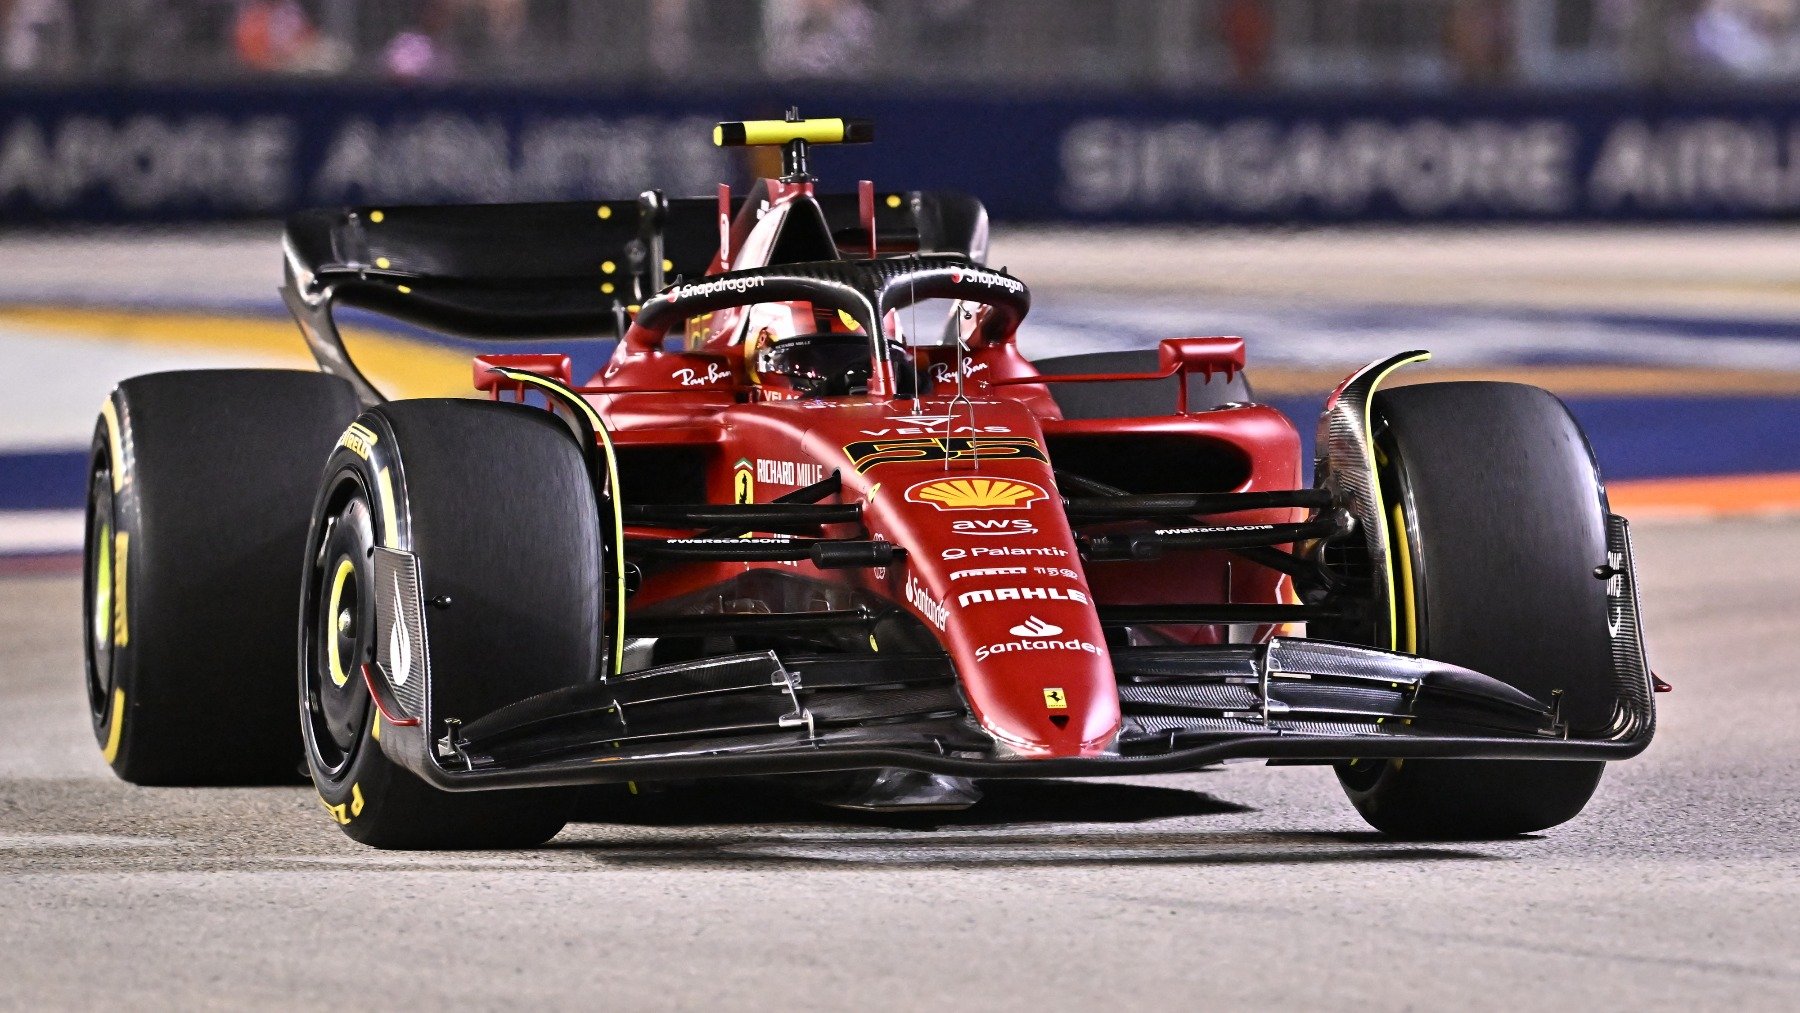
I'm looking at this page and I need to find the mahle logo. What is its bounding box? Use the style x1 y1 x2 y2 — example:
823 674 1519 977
906 478 1046 512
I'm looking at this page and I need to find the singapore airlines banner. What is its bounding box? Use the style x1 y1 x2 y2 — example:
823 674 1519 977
1 84 1797 224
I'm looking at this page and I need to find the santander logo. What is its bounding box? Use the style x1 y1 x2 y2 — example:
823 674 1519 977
1009 616 1062 637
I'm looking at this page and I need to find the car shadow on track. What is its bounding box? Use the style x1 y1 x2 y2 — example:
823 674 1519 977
553 779 1499 868
568 778 1251 830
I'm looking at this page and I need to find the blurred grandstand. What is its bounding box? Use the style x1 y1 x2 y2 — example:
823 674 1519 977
2 0 1799 91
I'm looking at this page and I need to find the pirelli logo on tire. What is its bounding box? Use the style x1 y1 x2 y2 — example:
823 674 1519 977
338 423 380 461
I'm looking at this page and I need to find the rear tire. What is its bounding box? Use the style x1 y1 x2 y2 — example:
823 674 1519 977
1030 349 1251 420
83 369 362 785
300 399 601 849
1337 382 1614 839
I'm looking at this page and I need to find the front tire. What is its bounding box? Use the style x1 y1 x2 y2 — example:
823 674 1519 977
301 399 602 849
1337 382 1615 839
83 369 362 785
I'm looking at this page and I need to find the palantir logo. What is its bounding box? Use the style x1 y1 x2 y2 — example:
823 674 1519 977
1009 616 1062 638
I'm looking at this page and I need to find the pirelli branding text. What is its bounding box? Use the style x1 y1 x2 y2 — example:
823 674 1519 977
338 423 379 460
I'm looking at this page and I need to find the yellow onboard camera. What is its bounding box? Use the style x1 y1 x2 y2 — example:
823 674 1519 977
713 112 873 180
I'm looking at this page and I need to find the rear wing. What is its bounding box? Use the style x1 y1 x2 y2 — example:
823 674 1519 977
281 191 988 402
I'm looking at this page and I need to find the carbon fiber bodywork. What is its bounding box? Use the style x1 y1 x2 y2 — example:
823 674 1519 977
1313 350 1429 651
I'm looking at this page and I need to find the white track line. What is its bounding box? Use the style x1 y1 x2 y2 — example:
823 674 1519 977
0 510 83 555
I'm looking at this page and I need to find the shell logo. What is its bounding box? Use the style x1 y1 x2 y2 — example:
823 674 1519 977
905 478 1047 511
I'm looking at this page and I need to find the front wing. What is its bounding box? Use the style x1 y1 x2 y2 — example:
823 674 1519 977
363 516 1655 792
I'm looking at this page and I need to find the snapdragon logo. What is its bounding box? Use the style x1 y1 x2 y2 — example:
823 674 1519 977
948 267 1026 294
672 276 766 301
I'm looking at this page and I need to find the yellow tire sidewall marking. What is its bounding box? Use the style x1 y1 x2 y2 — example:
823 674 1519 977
100 688 125 764
1390 500 1420 655
326 558 356 688
110 531 130 648
100 397 127 492
375 466 400 549
321 782 366 826
93 520 113 649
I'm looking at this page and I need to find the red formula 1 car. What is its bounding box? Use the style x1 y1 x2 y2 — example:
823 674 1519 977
81 116 1656 848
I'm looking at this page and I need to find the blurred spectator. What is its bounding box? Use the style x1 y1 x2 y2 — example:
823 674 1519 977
4 0 1797 92
446 0 531 75
2 0 76 74
1446 0 1515 85
760 0 877 79
1687 0 1800 78
235 0 322 72
376 0 533 81
649 0 694 77
381 0 456 80
1220 0 1273 87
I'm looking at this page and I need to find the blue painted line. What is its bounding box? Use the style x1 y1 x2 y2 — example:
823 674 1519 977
1566 395 1800 480
1265 393 1800 482
0 449 87 510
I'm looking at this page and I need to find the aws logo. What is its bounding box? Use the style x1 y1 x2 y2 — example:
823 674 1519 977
952 519 1036 536
906 478 1047 511
842 437 1045 473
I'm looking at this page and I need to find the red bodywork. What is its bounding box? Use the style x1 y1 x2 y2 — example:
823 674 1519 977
479 176 1305 759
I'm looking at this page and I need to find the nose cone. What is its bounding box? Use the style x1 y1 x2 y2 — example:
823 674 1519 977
884 474 1121 757
952 602 1121 755
815 398 1123 757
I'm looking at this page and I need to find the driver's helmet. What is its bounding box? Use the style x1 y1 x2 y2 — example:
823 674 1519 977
757 333 915 398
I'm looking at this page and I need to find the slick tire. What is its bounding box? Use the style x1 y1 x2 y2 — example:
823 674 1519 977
1030 349 1251 420
1337 382 1612 839
301 399 601 849
83 369 363 785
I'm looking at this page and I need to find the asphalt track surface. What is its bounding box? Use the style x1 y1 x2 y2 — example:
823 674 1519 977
1 518 1796 1010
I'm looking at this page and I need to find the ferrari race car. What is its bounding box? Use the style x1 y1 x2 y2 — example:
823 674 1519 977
81 116 1657 848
